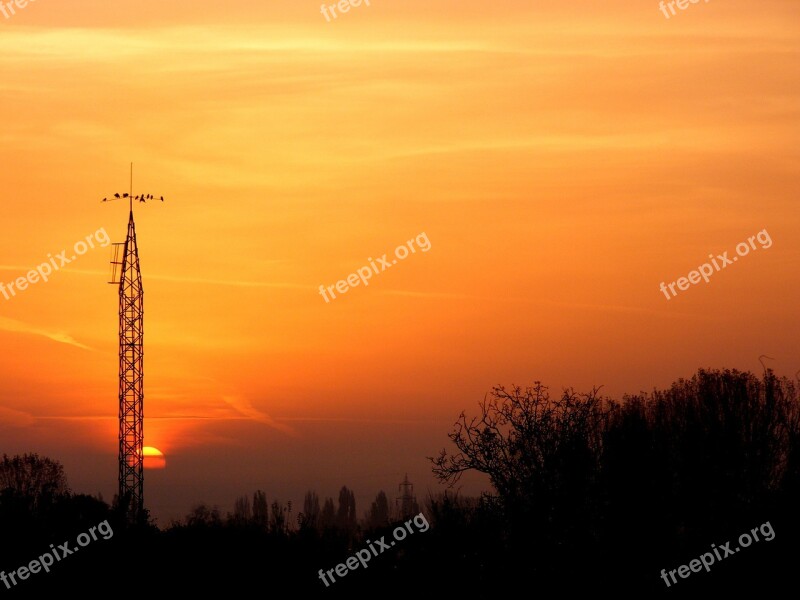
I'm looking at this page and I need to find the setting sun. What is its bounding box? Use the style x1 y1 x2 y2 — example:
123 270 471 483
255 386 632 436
143 447 166 470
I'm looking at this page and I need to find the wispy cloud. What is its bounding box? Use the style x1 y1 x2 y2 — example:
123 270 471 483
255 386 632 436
277 417 428 424
379 289 477 300
221 395 295 436
0 406 36 428
0 316 92 350
0 266 306 291
379 290 704 319
144 274 306 290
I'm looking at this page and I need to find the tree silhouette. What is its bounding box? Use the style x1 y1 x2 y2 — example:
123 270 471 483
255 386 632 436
299 490 320 531
232 494 251 526
184 503 222 528
320 496 335 530
0 453 70 510
336 485 357 534
429 369 800 593
252 489 268 529
269 499 288 535
366 490 389 529
430 382 606 549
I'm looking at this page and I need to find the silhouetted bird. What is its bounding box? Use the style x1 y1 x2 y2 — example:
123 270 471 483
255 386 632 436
123 193 129 198
139 197 146 203
160 196 164 202
101 198 108 202
114 193 120 198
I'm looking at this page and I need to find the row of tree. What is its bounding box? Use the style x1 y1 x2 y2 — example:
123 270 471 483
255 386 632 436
428 368 800 592
181 485 415 536
1 368 798 593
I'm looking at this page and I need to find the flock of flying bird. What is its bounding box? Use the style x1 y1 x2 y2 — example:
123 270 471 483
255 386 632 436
101 193 165 203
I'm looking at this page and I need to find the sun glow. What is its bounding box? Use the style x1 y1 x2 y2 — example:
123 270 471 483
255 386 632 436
142 446 166 470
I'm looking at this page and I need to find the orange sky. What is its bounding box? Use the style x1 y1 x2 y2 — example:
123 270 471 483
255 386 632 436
0 0 798 523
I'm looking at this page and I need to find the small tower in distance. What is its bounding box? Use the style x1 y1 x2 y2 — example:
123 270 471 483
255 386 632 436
396 473 419 520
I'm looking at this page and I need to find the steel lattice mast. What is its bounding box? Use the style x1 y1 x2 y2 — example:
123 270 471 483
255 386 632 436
116 209 144 514
104 164 165 519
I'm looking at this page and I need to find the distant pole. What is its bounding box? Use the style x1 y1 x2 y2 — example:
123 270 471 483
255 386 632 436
396 474 416 520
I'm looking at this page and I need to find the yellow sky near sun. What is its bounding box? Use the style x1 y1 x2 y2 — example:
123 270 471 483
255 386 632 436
0 0 798 518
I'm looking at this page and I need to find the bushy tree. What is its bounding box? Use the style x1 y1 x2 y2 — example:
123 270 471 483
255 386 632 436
336 485 356 533
320 497 335 530
252 490 268 529
366 490 389 529
0 453 70 508
299 490 320 531
231 494 251 526
184 503 222 528
430 382 606 546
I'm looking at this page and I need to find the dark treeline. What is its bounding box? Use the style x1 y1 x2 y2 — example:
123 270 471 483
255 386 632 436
1 368 798 594
429 368 800 594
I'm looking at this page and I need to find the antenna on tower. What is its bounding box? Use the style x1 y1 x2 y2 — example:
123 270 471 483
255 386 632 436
101 162 167 217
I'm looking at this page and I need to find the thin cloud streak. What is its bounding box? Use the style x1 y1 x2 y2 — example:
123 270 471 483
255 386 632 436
0 266 305 290
0 317 92 350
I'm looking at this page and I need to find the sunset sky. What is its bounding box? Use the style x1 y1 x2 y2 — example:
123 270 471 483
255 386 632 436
0 0 798 524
